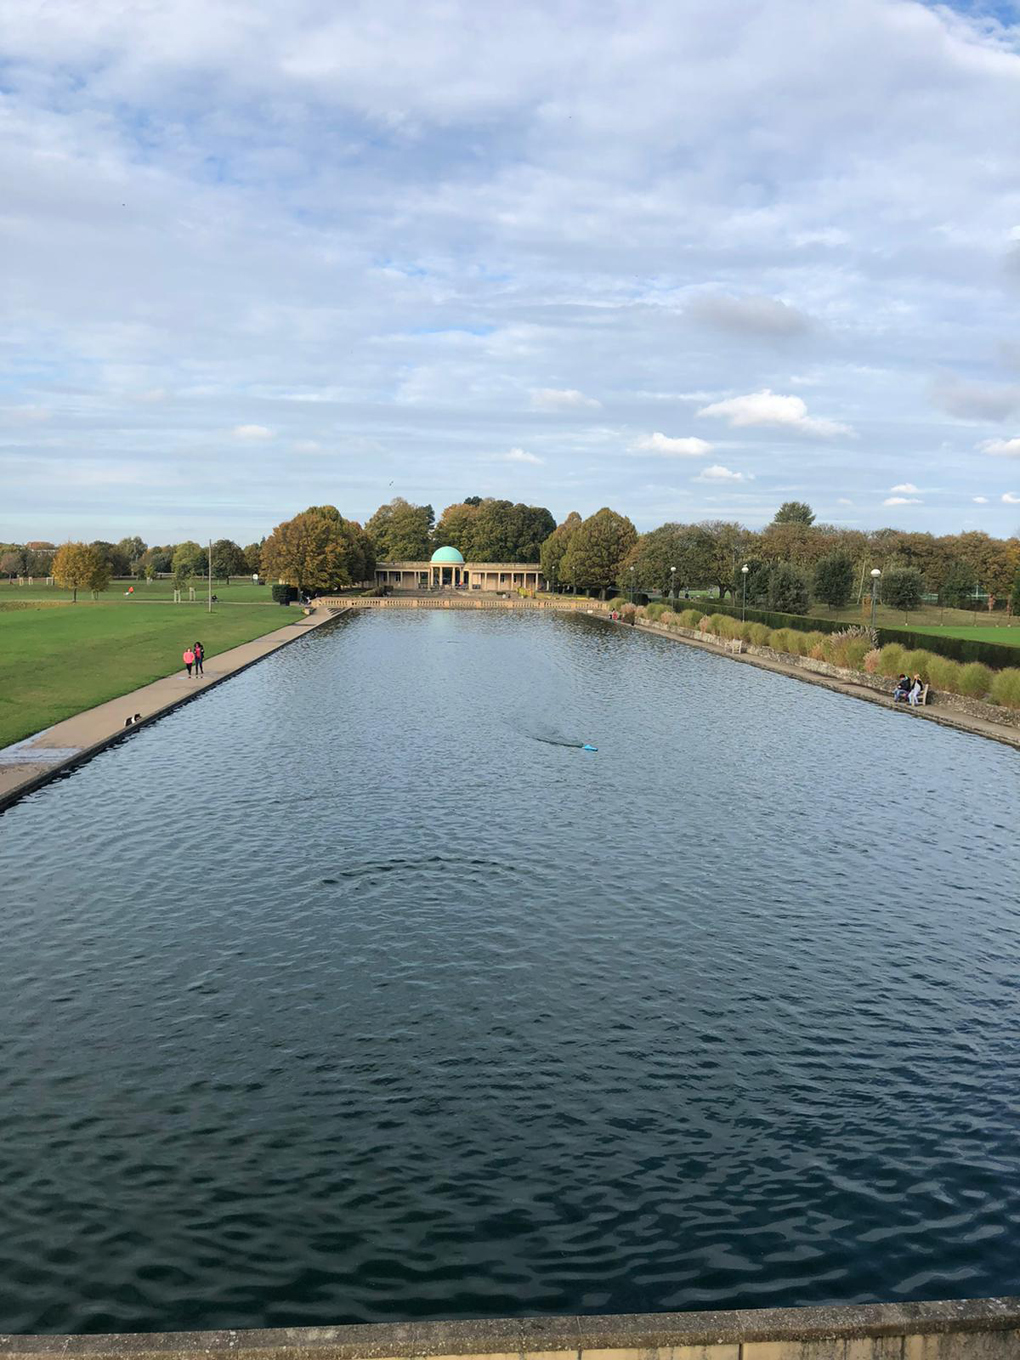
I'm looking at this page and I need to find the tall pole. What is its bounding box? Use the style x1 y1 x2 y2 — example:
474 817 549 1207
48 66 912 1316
208 538 212 613
870 568 881 630
741 564 748 622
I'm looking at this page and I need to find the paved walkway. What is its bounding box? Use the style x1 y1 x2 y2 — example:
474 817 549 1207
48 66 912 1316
0 609 340 812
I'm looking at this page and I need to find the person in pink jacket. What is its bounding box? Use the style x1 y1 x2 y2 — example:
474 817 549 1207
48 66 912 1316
183 646 195 678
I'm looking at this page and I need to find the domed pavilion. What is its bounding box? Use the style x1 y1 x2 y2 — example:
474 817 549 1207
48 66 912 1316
375 545 546 593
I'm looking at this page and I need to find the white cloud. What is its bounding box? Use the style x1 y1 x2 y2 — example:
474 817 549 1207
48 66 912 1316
890 482 920 493
496 447 543 464
837 497 854 505
695 464 748 483
686 293 811 337
883 496 922 506
530 387 601 410
1003 492 1020 505
632 432 713 457
697 390 853 438
972 496 988 503
980 438 1020 457
232 424 273 440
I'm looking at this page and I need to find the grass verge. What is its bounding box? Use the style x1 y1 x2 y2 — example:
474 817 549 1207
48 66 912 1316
0 602 294 747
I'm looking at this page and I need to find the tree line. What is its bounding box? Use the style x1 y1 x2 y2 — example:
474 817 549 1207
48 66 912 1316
9 495 1020 608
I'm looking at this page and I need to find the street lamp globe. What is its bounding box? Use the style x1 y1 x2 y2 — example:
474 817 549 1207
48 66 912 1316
871 568 881 579
741 564 749 575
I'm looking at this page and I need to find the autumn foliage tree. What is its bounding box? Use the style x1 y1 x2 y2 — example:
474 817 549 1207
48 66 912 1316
52 542 111 602
261 505 375 593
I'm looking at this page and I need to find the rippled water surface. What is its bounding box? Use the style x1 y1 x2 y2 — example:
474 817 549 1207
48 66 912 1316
1 610 1018 1334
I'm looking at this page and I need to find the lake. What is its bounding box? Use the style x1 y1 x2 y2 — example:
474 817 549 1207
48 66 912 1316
0 608 1017 1334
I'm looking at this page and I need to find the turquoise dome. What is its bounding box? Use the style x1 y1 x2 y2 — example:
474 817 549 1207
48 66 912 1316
430 546 465 564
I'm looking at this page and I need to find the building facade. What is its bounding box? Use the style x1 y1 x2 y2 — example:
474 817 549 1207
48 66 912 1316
375 546 546 593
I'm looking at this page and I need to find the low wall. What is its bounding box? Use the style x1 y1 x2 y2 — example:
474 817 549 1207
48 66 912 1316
636 620 1020 734
315 595 609 612
4 1300 1020 1360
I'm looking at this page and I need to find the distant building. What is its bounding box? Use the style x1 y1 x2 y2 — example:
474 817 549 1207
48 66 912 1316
375 545 546 593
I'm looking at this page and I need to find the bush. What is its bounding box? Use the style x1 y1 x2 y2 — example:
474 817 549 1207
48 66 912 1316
925 654 962 693
698 615 712 632
990 668 1020 709
769 628 798 652
878 643 907 678
711 613 742 640
660 609 678 625
748 622 772 646
958 662 993 698
679 608 702 627
845 638 871 669
271 583 297 604
901 649 933 682
645 601 667 621
863 649 881 674
608 597 627 610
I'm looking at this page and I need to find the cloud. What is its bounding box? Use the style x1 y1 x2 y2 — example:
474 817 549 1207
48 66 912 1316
889 483 920 493
979 437 1020 457
695 464 748 483
1003 492 1020 505
931 375 1020 422
530 387 601 410
837 498 853 505
883 496 922 505
697 390 853 438
232 424 273 440
686 293 811 337
632 432 713 457
496 447 543 464
972 496 988 503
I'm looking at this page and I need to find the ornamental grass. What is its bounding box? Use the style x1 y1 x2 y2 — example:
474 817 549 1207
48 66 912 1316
957 661 994 698
990 668 1020 709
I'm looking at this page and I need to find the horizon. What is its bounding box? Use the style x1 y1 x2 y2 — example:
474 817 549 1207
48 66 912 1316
4 0 1020 543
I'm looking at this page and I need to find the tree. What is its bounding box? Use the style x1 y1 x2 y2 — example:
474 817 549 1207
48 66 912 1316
1011 572 1020 618
367 498 434 561
558 507 637 597
881 566 924 613
243 541 264 576
52 542 109 602
940 561 977 609
433 501 480 556
812 551 854 608
141 546 172 575
694 520 748 596
767 561 810 614
772 501 815 526
261 505 375 593
91 540 131 577
540 512 582 589
172 541 206 583
732 556 770 607
210 538 247 581
117 536 147 572
1 549 25 577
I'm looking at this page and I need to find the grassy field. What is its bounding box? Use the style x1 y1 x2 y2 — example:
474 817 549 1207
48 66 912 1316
0 579 273 604
0 601 293 747
897 624 1020 648
806 600 1020 632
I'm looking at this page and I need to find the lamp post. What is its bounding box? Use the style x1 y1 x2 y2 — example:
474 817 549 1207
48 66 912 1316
629 566 635 605
870 567 882 630
670 565 676 606
741 563 749 622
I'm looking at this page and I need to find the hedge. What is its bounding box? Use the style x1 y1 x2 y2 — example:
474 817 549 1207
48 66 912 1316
698 599 1019 670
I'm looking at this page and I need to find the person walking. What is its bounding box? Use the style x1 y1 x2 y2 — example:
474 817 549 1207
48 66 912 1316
193 641 204 676
183 646 195 678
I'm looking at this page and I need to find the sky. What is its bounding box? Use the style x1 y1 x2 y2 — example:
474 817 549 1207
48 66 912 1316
3 0 1020 546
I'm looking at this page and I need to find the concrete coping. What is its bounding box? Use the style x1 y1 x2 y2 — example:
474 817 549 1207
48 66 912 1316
2 1300 1020 1359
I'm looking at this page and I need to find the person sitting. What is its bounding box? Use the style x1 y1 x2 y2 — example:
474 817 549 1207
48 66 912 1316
908 674 924 706
893 674 910 702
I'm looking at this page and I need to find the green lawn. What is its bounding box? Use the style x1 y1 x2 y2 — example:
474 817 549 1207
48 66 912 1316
0 602 294 747
0 579 273 604
806 600 1020 632
896 624 1020 648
